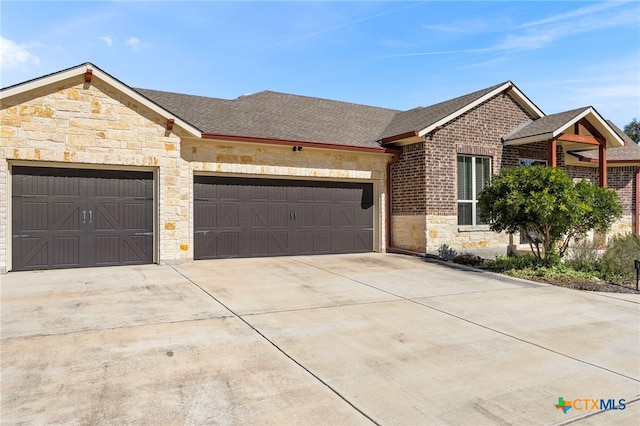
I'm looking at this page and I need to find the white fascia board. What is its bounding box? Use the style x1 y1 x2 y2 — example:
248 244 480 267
507 85 545 118
1 63 202 138
502 133 553 146
585 108 625 147
90 67 202 138
1 66 83 98
418 82 539 137
550 108 592 138
551 107 624 147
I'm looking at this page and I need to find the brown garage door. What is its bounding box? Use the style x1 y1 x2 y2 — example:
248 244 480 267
12 166 154 271
194 177 373 259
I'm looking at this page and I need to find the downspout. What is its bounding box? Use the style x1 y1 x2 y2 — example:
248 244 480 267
385 151 424 257
635 168 640 236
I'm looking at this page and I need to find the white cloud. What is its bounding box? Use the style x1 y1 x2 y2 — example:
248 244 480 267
100 36 113 47
376 3 639 59
125 37 140 49
0 37 40 69
519 1 625 29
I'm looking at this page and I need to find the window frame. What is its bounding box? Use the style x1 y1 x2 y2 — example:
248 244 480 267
457 154 492 227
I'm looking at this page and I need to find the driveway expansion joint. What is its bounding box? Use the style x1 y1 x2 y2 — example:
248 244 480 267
171 266 380 425
292 259 640 384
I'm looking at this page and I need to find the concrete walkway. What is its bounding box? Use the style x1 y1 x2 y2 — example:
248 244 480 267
1 253 638 425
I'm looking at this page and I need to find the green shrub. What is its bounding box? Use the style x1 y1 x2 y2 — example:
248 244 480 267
598 234 640 284
453 252 483 266
566 238 601 273
438 244 457 261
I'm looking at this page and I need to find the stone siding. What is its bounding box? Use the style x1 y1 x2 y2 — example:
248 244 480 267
425 215 510 252
1 77 390 272
390 215 426 252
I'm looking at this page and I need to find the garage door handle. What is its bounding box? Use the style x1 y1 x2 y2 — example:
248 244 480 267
134 232 153 236
89 210 92 224
82 210 86 223
195 230 209 235
290 211 296 220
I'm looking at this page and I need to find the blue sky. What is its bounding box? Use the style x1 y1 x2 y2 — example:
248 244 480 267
1 1 639 128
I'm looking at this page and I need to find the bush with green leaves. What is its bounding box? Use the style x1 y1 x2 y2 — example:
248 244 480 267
438 244 457 261
566 237 601 273
478 166 622 265
452 252 483 266
481 254 541 272
599 234 640 284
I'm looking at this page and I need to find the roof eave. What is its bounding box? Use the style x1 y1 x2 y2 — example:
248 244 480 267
202 133 399 154
1 62 202 138
503 133 554 146
417 81 544 137
380 131 420 144
552 107 624 148
567 152 640 167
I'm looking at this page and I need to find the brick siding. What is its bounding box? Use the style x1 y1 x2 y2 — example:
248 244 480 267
390 142 426 215
425 93 536 216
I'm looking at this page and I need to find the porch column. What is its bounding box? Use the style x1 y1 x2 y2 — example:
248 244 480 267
547 139 557 167
598 143 607 187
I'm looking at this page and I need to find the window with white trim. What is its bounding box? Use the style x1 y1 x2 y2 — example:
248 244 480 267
457 155 491 226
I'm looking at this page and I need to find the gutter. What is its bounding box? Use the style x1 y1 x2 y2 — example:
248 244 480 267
201 133 398 154
384 152 425 257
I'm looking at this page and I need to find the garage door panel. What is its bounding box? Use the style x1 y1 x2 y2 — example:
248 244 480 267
51 236 82 267
94 236 119 263
94 203 118 230
14 237 49 269
12 167 154 271
18 201 50 231
194 203 216 228
194 177 373 259
122 203 151 229
247 230 288 256
122 236 153 263
219 205 240 227
53 203 81 231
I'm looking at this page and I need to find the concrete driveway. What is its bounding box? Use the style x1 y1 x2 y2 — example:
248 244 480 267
1 253 638 425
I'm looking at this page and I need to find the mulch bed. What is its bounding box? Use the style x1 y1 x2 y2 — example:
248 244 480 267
526 276 640 294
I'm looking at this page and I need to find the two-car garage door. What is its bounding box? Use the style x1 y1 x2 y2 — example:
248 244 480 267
12 167 154 271
194 177 374 259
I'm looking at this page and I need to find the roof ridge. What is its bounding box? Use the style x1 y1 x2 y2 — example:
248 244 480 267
235 89 402 112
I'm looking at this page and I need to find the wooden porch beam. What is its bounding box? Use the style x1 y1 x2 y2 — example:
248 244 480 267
580 119 605 140
556 133 603 145
547 139 557 167
599 143 607 187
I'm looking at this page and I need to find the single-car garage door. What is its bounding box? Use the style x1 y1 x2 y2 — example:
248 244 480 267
194 177 374 259
12 166 154 271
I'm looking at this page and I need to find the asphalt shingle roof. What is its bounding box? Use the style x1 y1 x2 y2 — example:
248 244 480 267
502 107 590 142
379 82 508 140
137 82 515 148
607 120 635 145
572 144 640 162
137 88 399 148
